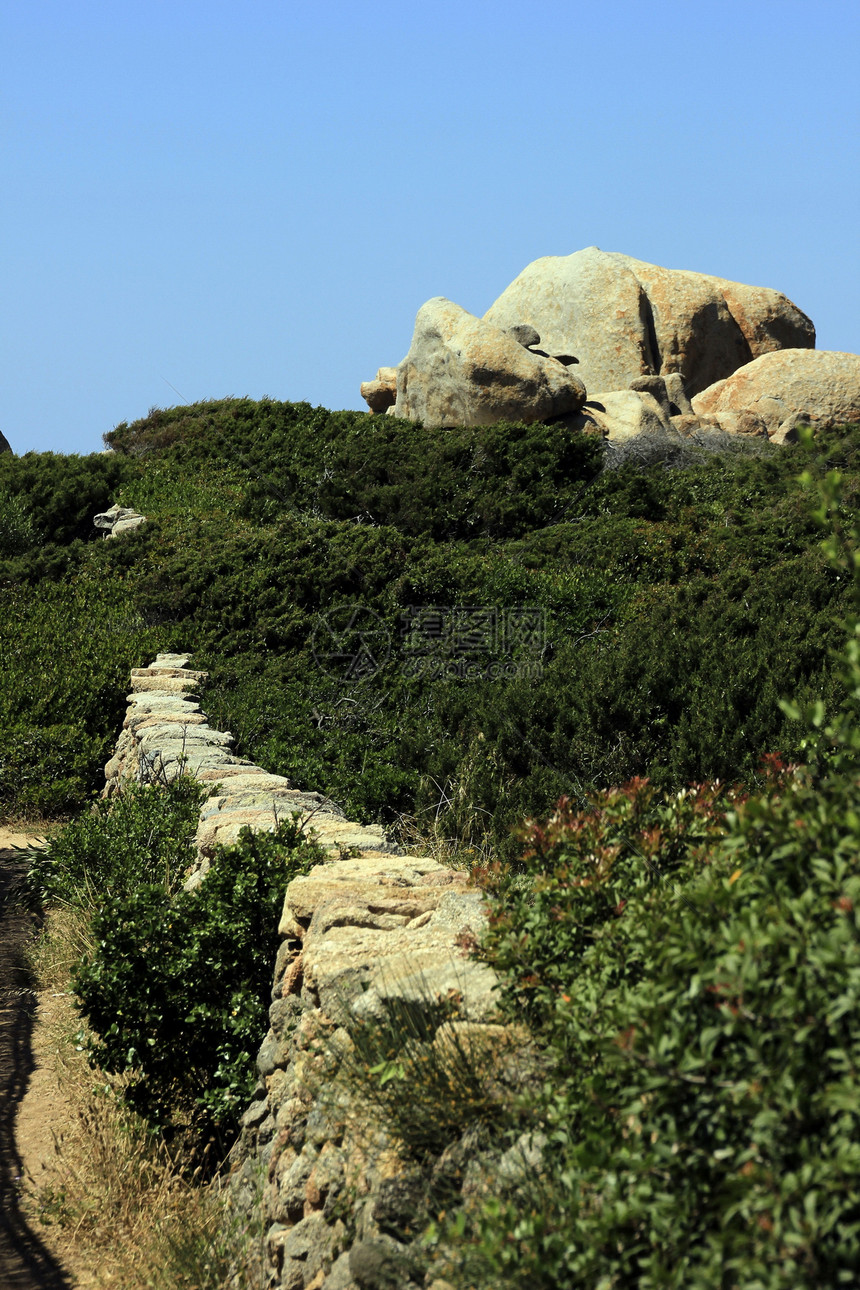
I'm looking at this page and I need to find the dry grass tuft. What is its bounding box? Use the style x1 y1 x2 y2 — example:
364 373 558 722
19 909 262 1290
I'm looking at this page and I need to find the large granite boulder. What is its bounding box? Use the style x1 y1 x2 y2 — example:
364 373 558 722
693 350 860 442
483 247 815 399
391 298 587 428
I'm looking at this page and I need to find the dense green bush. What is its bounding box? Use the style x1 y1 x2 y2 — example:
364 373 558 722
457 731 860 1285
0 448 136 545
3 400 859 836
445 476 860 1286
72 810 324 1148
0 574 169 816
27 775 205 907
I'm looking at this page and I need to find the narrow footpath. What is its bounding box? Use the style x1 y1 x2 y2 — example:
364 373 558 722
0 839 69 1290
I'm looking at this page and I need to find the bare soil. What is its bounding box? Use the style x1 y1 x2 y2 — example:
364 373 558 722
0 834 72 1289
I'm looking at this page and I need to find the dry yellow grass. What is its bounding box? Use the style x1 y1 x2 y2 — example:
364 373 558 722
17 908 260 1290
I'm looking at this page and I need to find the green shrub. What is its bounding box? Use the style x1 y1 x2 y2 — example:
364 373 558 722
0 574 168 817
456 732 860 1286
27 776 205 907
0 449 137 545
448 470 860 1286
0 487 41 556
72 815 325 1149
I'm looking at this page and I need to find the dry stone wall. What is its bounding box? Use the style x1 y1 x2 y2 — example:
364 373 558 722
103 653 393 885
104 655 506 1289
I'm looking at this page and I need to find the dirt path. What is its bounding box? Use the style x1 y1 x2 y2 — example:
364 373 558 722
0 836 71 1290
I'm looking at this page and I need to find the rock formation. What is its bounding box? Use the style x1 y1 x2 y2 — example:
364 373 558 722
390 298 586 428
94 503 147 538
483 248 815 397
692 350 860 443
361 249 860 448
0 430 11 454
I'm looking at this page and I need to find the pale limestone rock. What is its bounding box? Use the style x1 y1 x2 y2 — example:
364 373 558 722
484 247 815 398
278 855 496 1023
129 674 201 694
93 503 147 537
693 350 860 437
131 666 208 682
393 298 586 428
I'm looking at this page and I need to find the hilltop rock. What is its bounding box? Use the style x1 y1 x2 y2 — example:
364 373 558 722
693 350 860 441
563 388 673 442
483 247 814 398
0 430 10 454
360 367 397 414
391 298 587 428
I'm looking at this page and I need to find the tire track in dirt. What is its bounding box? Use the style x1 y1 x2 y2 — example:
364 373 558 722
0 847 70 1289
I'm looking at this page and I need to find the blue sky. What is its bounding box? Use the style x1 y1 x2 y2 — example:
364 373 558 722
2 0 858 454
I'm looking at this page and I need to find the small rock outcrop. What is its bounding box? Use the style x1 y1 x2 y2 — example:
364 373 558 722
483 247 815 398
387 298 587 428
359 366 397 414
94 503 146 538
693 349 860 442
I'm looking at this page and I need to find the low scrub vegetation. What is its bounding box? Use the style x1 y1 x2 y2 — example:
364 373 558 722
29 781 324 1156
8 401 860 1285
2 401 857 848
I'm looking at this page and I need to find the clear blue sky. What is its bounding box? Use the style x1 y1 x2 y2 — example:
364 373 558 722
2 0 858 455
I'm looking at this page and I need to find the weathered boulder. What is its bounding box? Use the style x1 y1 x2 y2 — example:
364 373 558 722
0 430 11 454
483 247 814 398
94 503 146 538
392 298 586 428
360 367 397 414
692 350 860 440
561 388 673 442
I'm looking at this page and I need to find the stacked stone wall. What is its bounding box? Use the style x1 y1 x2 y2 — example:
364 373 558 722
103 655 504 1289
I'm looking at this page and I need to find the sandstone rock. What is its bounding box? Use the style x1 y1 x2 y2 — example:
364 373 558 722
606 253 751 394
561 388 673 442
505 323 541 348
484 246 815 398
130 674 200 694
709 408 770 438
360 367 398 414
692 350 860 438
485 247 652 395
629 374 675 420
663 372 694 416
392 298 587 428
714 276 815 357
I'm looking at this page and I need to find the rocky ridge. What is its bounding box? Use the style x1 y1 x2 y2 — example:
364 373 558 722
103 656 509 1289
